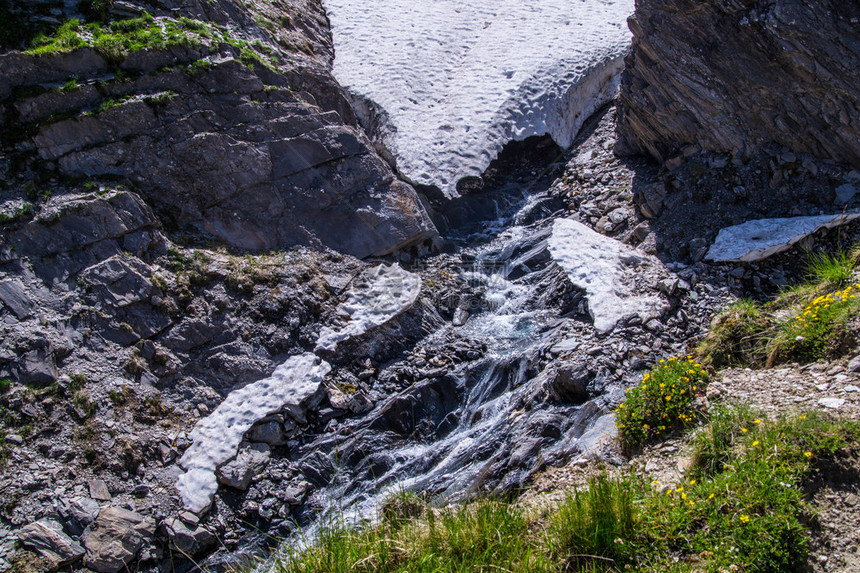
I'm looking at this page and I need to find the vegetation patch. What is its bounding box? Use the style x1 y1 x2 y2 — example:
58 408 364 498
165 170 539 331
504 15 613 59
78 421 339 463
615 356 708 447
698 245 860 368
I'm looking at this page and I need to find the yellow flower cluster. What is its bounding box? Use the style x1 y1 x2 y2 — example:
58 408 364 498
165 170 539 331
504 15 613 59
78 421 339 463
615 356 709 444
794 283 860 326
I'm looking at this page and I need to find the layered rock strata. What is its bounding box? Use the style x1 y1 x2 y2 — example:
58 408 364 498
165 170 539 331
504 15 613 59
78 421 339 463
616 0 860 166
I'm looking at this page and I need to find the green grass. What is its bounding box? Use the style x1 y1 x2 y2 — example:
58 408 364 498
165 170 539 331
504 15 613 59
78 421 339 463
274 499 554 573
698 245 860 368
268 408 857 573
615 356 709 447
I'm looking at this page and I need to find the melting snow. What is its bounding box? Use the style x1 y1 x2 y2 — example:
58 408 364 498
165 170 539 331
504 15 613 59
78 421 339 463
549 218 670 334
324 0 634 196
176 353 331 514
315 264 422 353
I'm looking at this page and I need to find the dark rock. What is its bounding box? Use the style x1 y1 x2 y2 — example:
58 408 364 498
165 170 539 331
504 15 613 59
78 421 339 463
82 507 156 573
216 443 271 491
58 497 100 538
164 518 216 556
17 518 85 567
0 280 34 320
19 348 58 387
617 0 860 167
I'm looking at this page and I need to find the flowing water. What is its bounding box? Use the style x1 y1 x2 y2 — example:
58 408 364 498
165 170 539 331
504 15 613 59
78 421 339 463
261 181 622 564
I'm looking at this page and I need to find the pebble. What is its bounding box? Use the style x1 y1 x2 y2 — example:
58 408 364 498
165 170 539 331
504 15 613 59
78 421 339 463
818 397 846 409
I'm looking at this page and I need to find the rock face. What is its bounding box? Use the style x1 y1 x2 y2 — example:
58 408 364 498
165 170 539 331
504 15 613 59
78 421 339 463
1 1 435 258
326 0 633 196
616 0 860 165
548 218 670 334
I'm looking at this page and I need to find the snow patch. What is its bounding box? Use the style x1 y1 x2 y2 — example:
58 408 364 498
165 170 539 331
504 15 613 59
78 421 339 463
176 353 331 514
324 0 634 196
548 219 670 334
315 264 422 353
706 213 860 263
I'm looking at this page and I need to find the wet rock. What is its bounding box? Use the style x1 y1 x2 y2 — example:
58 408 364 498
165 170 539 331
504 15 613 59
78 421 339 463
82 507 155 573
17 518 85 567
164 518 216 556
217 443 271 491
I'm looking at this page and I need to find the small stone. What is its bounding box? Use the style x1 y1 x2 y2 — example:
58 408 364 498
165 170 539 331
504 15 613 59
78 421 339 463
5 434 23 445
178 511 200 527
847 355 860 373
88 479 112 501
818 397 846 409
844 385 860 393
658 278 679 296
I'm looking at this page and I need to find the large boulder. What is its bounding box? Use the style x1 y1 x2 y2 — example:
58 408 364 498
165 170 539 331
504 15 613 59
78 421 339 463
82 507 156 573
616 0 860 165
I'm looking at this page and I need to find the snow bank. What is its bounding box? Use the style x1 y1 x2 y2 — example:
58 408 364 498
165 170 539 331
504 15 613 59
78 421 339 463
549 219 670 334
706 213 860 263
325 0 634 196
176 353 331 514
315 263 422 353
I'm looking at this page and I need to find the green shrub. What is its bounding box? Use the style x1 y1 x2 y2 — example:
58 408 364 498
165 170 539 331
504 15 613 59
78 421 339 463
615 356 709 446
0 379 10 394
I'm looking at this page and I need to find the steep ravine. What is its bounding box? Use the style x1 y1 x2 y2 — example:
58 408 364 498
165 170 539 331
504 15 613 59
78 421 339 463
1 1 859 572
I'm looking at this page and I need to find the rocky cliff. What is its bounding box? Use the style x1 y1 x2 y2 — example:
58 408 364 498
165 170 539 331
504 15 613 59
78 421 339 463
1 0 435 258
616 0 860 166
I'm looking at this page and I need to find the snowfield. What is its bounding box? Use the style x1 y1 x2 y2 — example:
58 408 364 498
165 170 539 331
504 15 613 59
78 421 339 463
324 0 634 196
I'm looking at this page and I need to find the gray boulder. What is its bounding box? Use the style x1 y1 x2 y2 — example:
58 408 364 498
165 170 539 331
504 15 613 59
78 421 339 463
216 443 271 491
163 518 216 556
17 518 85 568
82 507 156 573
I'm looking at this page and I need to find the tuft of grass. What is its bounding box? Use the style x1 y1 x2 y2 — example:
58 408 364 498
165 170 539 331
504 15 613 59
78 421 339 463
548 473 638 570
697 298 771 368
615 356 708 447
808 249 856 288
